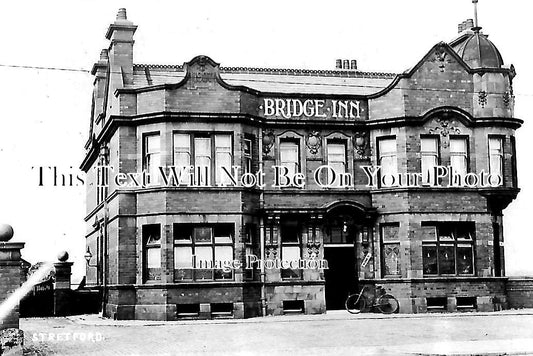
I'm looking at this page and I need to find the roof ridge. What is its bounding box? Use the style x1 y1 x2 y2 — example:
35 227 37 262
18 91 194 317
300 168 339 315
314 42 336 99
219 66 397 78
132 63 397 78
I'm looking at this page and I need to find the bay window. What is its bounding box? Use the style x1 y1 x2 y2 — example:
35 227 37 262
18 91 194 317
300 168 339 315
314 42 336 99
143 134 161 185
174 224 235 281
422 222 474 276
172 132 233 186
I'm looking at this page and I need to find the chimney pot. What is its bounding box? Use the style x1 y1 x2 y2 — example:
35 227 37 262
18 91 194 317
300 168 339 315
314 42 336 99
350 60 357 70
335 59 342 69
342 59 349 70
117 8 127 21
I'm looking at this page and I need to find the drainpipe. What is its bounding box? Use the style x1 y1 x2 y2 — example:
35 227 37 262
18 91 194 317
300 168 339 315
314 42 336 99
102 199 108 316
259 129 267 316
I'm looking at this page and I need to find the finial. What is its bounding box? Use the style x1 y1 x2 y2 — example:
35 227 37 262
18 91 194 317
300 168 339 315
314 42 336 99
117 8 127 21
57 251 69 262
0 224 14 242
472 0 479 28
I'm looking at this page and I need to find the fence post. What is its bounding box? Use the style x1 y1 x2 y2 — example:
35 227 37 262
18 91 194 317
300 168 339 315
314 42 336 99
0 224 25 355
53 251 73 316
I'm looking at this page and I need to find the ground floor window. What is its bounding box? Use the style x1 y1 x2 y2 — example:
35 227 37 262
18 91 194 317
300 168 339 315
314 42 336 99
143 224 162 282
381 223 401 277
280 217 302 280
422 222 475 276
174 224 234 281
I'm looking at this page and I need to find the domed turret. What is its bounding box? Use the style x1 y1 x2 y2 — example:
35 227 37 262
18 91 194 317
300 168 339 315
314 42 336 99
451 29 504 69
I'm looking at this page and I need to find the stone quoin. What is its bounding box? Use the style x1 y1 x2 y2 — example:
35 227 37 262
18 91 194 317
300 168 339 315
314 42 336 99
80 7 521 319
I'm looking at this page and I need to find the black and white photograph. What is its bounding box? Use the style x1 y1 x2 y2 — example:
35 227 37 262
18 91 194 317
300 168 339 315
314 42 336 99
1 1 533 355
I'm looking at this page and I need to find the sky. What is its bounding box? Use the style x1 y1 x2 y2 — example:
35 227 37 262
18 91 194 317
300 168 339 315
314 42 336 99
0 0 532 281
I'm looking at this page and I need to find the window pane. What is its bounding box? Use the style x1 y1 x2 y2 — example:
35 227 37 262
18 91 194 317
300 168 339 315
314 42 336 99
423 244 438 274
421 155 437 184
421 225 437 241
489 137 503 179
382 224 399 242
450 138 467 154
421 137 438 152
281 220 299 242
450 155 467 176
439 245 455 274
383 243 401 276
195 246 213 265
146 135 160 153
281 245 301 279
214 225 233 244
174 246 193 268
215 246 233 263
379 138 396 155
457 244 474 274
380 156 397 179
147 247 161 268
194 227 212 243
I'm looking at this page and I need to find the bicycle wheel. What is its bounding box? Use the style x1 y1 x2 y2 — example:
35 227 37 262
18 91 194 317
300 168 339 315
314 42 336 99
376 294 399 314
345 294 366 314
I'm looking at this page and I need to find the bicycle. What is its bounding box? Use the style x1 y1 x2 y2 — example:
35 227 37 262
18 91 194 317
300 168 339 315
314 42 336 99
345 285 399 314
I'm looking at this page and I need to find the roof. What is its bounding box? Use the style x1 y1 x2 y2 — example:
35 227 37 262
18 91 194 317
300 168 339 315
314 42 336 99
450 28 504 69
131 64 397 96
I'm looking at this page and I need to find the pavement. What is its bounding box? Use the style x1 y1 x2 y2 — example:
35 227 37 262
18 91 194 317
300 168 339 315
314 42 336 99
20 309 533 355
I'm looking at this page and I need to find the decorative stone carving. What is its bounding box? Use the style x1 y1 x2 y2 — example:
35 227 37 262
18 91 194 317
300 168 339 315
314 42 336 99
262 131 275 156
306 242 321 258
478 90 488 108
503 91 512 107
353 131 368 157
428 117 461 148
305 131 322 155
265 244 278 259
432 45 449 72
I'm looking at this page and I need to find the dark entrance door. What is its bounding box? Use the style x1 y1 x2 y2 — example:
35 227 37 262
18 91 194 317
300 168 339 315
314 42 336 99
324 246 356 309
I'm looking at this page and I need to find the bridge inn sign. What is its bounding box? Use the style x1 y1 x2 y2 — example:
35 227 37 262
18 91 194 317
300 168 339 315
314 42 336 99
81 8 521 319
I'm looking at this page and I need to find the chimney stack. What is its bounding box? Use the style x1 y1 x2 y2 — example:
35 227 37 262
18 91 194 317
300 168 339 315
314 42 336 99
335 59 358 70
458 18 474 33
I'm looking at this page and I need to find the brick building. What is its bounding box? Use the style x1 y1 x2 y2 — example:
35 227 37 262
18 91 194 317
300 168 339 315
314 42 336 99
81 9 521 319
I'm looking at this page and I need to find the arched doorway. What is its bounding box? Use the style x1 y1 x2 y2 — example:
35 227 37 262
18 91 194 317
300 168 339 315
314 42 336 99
323 204 366 310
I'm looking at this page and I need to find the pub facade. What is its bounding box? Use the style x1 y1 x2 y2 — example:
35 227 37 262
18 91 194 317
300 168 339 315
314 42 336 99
81 9 521 319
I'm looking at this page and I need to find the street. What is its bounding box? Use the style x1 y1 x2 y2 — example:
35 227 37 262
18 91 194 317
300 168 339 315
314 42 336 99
20 310 533 355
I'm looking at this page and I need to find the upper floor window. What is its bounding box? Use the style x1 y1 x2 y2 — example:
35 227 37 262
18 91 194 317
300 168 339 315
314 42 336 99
422 222 475 276
143 134 160 185
243 138 253 174
280 140 300 177
449 136 468 176
420 136 439 184
378 137 397 186
172 132 233 186
327 140 347 187
489 136 504 184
